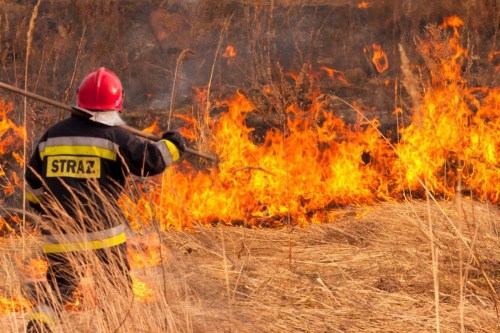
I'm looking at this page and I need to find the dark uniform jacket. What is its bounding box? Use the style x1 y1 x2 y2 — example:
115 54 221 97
25 115 178 253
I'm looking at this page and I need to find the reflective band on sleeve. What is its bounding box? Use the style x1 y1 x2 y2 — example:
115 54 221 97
154 140 175 165
39 136 118 161
26 191 43 204
43 232 126 254
29 312 56 327
26 184 44 196
164 140 180 162
44 224 125 244
26 184 44 204
33 305 55 315
29 305 56 327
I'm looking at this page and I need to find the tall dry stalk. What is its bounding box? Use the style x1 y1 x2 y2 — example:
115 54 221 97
220 225 232 320
203 13 234 130
22 0 42 299
282 122 293 271
399 44 440 333
168 49 195 130
61 1 89 109
451 69 465 332
456 154 465 333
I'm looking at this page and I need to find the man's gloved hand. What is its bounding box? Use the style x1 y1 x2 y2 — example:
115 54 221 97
162 130 186 153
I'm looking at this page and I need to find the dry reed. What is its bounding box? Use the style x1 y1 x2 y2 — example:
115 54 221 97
1 200 498 332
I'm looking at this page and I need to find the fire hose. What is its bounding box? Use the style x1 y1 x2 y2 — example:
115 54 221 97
0 81 217 163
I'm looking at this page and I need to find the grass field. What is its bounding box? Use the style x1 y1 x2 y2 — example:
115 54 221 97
1 200 498 332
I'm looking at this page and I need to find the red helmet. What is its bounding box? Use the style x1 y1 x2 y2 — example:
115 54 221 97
77 67 123 112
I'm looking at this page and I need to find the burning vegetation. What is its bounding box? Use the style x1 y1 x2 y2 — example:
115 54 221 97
0 1 499 332
115 20 500 231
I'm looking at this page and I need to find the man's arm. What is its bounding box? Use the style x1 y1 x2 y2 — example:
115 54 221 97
25 134 47 212
117 130 185 177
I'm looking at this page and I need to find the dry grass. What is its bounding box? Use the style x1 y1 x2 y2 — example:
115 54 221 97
0 200 498 332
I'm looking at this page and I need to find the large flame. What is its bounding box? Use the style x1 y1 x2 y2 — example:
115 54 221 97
0 100 27 202
124 90 394 229
118 18 498 229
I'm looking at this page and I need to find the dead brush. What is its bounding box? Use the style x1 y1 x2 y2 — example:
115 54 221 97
4 199 500 332
414 24 462 83
0 179 211 333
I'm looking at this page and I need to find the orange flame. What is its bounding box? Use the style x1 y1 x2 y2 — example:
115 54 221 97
358 2 369 8
372 44 388 73
222 45 236 58
132 273 156 303
175 113 199 141
488 51 500 62
223 46 236 64
63 273 94 311
0 100 27 198
440 16 464 37
12 152 24 167
142 118 161 135
116 28 500 229
128 234 170 269
0 100 27 155
14 253 157 314
121 90 394 229
23 258 48 281
2 181 14 196
0 216 13 233
0 296 33 315
286 72 299 81
320 66 350 86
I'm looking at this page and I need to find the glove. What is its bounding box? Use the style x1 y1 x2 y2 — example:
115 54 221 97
162 130 186 153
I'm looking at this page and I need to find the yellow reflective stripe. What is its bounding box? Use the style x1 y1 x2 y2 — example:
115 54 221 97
164 140 180 162
26 191 43 204
40 146 116 161
29 312 56 327
43 232 126 254
45 224 125 244
26 184 44 196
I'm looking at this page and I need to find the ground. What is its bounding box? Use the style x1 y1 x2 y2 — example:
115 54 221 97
1 200 498 332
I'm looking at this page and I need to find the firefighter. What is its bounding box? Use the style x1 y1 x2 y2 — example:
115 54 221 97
24 67 185 332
